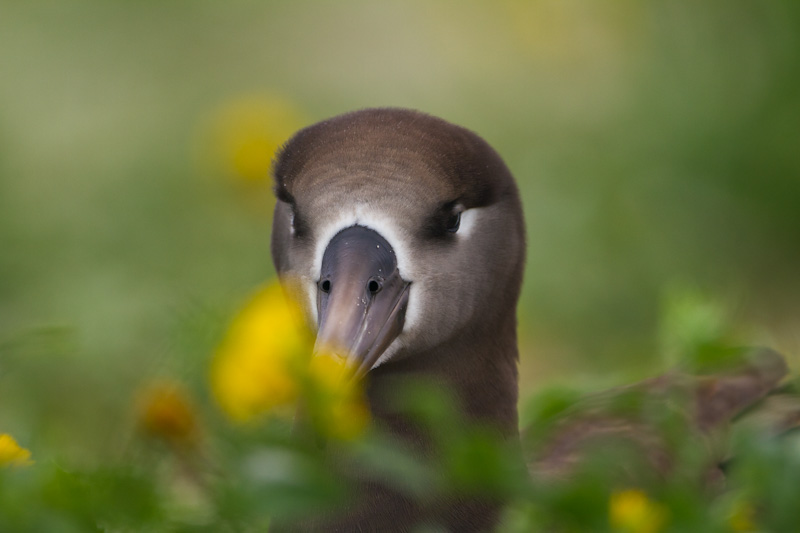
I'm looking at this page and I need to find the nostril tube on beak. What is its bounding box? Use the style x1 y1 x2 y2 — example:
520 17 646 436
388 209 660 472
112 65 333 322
367 278 381 295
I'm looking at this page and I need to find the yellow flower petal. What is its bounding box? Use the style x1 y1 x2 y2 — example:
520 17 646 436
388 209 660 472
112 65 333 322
204 94 306 183
610 489 667 533
210 281 370 438
211 281 313 422
324 394 370 441
729 499 757 531
306 354 370 440
0 434 33 467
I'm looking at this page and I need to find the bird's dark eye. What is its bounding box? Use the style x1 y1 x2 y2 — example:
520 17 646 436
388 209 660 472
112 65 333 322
445 210 461 233
424 201 464 239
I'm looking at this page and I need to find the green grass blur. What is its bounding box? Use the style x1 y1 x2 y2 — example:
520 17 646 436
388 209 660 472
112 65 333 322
0 1 799 529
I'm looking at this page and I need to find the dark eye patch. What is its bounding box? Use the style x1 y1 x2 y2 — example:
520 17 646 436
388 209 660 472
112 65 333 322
274 183 295 206
424 200 464 239
445 210 461 233
274 187 311 239
291 207 311 238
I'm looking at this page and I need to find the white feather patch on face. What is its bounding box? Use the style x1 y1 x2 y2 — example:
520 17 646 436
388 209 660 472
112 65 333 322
372 336 405 369
310 205 416 281
301 279 317 325
301 205 482 370
457 207 480 239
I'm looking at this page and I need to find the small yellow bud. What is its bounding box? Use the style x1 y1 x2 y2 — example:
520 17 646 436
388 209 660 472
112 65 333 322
610 489 667 533
137 381 198 446
728 499 757 531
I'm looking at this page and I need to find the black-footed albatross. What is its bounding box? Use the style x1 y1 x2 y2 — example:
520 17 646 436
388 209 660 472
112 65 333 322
269 108 791 532
271 108 523 531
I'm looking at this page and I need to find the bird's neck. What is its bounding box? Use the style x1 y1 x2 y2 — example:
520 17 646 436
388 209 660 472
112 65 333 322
368 314 520 443
283 320 520 532
329 315 519 531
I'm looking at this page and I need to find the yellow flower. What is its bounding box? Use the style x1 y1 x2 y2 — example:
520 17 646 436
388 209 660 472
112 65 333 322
203 94 306 183
610 489 667 533
137 381 199 446
728 499 757 531
210 281 370 438
306 354 370 441
211 281 313 422
0 434 33 467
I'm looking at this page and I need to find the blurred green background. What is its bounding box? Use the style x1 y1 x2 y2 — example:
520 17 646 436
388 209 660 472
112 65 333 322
1 1 799 458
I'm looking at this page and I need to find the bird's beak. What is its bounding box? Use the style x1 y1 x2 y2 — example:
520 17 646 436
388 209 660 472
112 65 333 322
314 225 410 379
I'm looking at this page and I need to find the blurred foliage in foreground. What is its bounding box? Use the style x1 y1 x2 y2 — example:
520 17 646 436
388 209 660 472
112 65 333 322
0 281 798 531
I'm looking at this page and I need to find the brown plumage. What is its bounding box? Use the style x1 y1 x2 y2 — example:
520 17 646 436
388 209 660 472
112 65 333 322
526 348 789 488
271 108 524 531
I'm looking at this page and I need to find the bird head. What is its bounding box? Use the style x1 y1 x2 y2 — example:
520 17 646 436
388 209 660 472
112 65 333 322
271 108 525 378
